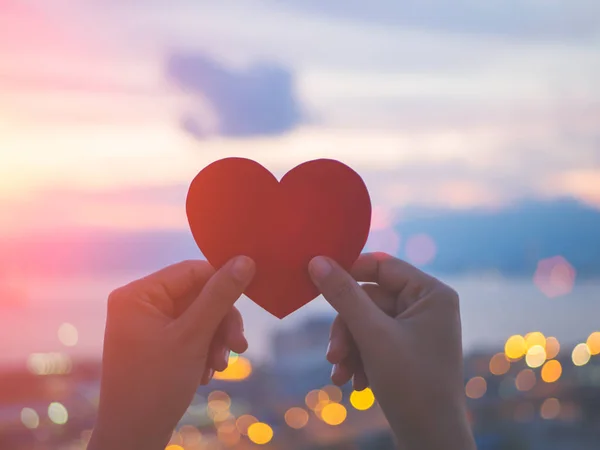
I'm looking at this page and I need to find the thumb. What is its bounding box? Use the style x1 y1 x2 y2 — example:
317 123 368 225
176 256 255 340
309 256 390 342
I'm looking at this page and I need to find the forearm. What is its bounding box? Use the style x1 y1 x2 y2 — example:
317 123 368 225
88 414 173 450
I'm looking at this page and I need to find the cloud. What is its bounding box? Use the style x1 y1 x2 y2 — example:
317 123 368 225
167 53 303 138
280 0 600 40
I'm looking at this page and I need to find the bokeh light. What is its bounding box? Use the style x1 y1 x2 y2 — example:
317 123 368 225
505 335 527 360
541 360 563 383
305 389 329 410
405 233 437 266
20 407 39 429
322 385 343 403
366 228 401 255
533 256 576 298
515 369 536 392
57 323 78 347
350 388 376 411
524 332 546 350
572 343 591 366
370 205 393 230
235 415 258 436
247 422 273 445
586 332 600 356
545 337 561 359
540 398 561 420
165 446 184 450
465 377 487 399
321 403 347 426
525 345 547 368
179 425 202 447
489 353 510 376
213 356 252 381
48 402 68 425
284 407 309 429
217 425 241 447
27 352 72 376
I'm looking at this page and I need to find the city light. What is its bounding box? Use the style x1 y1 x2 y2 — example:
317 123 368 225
505 335 527 360
545 337 561 359
284 407 309 429
465 377 487 399
541 360 563 383
27 352 72 376
525 345 547 368
587 332 600 356
48 402 68 425
305 389 328 410
57 322 79 347
515 369 536 392
350 388 376 410
540 398 561 420
217 425 241 446
179 425 202 447
405 233 437 266
572 343 591 366
524 332 546 350
533 256 576 298
321 403 347 426
213 356 252 381
322 385 343 403
489 352 510 376
235 415 258 436
247 422 273 445
20 408 39 429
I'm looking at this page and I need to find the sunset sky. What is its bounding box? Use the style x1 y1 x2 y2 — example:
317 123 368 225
1 0 600 236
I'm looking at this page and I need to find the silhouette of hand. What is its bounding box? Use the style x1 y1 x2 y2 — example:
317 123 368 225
309 253 475 450
88 257 255 450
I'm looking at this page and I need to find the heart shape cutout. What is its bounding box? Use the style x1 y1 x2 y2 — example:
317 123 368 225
186 158 371 318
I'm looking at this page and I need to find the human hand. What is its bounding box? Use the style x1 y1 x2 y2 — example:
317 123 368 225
88 257 255 450
308 253 475 450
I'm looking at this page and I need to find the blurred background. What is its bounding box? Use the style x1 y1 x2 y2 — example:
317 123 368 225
1 1 600 449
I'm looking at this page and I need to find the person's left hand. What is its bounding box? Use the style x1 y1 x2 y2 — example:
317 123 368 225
88 257 255 450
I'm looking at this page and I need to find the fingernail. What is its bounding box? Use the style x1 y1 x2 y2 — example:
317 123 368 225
331 363 339 379
222 347 230 364
309 256 332 280
231 256 255 283
326 341 332 358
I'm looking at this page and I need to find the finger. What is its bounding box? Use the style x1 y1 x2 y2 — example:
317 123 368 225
361 283 396 316
352 367 369 391
115 260 214 317
199 367 214 386
176 256 255 339
351 253 432 293
222 307 248 354
327 315 353 364
309 256 390 341
209 341 230 372
331 362 353 386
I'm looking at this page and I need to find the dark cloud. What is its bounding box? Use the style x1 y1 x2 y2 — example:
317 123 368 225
280 0 600 39
167 53 303 138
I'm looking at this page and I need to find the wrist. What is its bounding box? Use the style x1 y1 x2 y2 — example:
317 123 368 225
384 398 475 450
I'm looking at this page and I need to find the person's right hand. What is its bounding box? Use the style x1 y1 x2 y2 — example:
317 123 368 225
308 253 476 450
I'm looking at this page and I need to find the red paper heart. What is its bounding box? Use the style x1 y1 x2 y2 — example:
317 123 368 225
186 158 371 318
